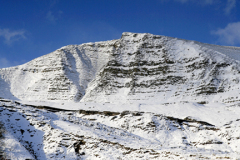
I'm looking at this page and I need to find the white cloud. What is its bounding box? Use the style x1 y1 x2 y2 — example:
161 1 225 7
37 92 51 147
225 0 236 15
211 22 240 46
0 28 26 45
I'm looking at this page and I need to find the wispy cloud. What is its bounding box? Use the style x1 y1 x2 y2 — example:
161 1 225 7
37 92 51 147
211 22 240 46
0 57 25 68
175 0 188 3
50 0 59 7
171 0 237 15
202 0 214 4
46 10 63 23
46 11 57 23
225 0 236 15
174 0 214 5
0 28 26 45
0 58 13 68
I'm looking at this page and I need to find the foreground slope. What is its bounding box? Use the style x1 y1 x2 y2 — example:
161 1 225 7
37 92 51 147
1 32 240 105
1 99 240 159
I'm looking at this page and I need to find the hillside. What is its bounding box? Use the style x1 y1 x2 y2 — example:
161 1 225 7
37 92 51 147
1 32 240 105
1 32 240 159
0 40 116 101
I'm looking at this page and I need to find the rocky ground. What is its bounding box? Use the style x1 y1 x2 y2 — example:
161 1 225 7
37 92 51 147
0 121 6 159
0 98 239 159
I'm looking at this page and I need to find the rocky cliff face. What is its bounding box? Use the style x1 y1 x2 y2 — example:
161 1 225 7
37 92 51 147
83 33 240 104
1 32 240 105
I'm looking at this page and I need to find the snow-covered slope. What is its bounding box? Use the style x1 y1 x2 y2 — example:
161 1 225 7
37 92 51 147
1 32 240 159
1 99 240 159
82 33 240 104
1 32 240 105
0 40 116 101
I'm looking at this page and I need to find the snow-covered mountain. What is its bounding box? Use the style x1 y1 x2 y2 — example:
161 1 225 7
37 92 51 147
1 32 240 105
1 32 240 159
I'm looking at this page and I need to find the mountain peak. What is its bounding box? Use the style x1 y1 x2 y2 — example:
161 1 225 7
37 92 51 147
0 33 240 105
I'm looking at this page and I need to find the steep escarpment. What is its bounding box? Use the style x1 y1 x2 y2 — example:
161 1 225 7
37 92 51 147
82 32 240 104
1 32 240 104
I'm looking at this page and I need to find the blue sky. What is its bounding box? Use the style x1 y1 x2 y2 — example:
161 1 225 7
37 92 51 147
0 0 240 68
